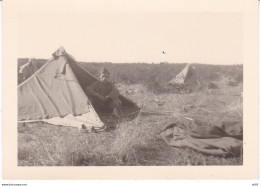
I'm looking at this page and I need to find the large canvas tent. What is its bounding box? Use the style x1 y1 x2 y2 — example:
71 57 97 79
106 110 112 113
18 47 138 130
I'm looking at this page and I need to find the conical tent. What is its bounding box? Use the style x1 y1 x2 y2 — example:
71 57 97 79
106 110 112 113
169 64 195 85
18 47 138 129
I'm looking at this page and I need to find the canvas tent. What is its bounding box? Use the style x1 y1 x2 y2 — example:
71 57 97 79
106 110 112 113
167 63 201 92
18 47 138 130
168 64 196 85
18 58 39 82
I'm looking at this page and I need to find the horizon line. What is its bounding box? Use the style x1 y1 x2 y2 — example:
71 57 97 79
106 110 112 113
17 57 243 66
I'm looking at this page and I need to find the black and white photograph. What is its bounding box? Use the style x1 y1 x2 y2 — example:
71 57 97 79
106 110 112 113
2 0 259 181
17 12 243 166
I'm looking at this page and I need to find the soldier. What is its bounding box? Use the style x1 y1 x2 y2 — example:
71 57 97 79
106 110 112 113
85 68 121 118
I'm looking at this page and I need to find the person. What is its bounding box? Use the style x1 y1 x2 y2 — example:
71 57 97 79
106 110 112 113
85 68 121 118
19 58 38 81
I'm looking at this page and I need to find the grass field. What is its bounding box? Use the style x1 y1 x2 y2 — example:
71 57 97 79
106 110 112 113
18 60 243 166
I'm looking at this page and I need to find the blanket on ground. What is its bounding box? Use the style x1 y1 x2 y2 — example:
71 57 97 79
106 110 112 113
158 121 242 156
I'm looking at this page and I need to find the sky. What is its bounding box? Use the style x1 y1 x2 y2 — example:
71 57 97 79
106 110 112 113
17 12 242 64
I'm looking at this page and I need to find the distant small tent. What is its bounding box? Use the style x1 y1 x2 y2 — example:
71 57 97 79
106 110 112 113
168 64 200 92
168 64 195 85
18 58 39 83
18 47 138 130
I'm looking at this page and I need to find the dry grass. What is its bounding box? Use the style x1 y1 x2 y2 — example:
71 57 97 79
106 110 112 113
18 79 243 166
